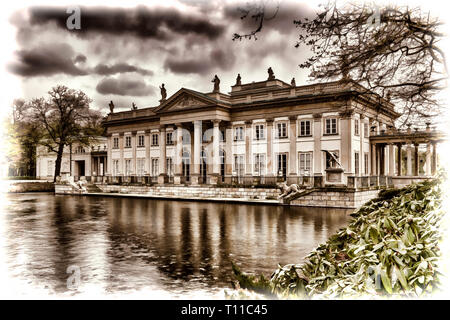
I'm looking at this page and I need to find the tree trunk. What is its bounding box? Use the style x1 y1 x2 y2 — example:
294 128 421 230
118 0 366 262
53 143 65 182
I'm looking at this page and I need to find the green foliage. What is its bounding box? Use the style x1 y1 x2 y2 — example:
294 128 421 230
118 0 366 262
231 177 444 299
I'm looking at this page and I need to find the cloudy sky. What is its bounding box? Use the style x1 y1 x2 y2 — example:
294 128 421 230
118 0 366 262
6 0 317 114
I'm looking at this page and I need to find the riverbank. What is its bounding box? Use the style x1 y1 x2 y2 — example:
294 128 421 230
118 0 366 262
3 180 54 193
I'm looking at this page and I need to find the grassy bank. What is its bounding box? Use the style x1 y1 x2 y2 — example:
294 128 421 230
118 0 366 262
230 177 444 299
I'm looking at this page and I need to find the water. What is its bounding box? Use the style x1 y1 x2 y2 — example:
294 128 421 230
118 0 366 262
0 193 351 298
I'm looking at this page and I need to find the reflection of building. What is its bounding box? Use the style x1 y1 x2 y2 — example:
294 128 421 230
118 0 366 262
103 74 412 186
36 137 107 179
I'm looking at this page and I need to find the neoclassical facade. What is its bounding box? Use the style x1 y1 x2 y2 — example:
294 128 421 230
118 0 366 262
103 73 407 185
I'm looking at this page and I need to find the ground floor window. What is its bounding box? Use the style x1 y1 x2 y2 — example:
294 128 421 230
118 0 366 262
254 153 266 175
364 153 369 175
151 158 159 176
137 158 145 176
113 160 119 175
277 153 287 178
298 152 312 175
166 157 173 177
355 152 360 175
125 159 132 176
233 154 245 176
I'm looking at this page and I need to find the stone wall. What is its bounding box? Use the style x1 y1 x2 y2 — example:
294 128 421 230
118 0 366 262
55 183 280 200
289 189 380 209
7 181 55 193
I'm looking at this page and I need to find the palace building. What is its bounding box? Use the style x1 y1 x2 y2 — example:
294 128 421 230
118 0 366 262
102 70 417 186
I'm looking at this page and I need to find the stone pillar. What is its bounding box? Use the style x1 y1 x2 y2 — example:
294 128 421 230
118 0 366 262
191 120 202 185
359 116 364 176
245 120 252 176
432 142 438 175
225 123 233 176
132 131 137 175
379 144 385 175
414 143 419 176
119 133 124 175
157 126 167 184
339 111 353 173
406 143 412 176
266 118 274 176
371 143 376 175
174 123 183 184
313 113 322 175
388 143 395 176
107 134 112 175
396 143 402 176
425 143 432 176
210 120 221 185
288 116 297 176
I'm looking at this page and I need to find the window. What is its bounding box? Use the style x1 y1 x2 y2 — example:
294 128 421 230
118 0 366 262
355 152 360 175
325 151 340 169
113 160 119 175
364 123 369 137
138 135 145 147
166 157 174 176
354 119 360 136
125 136 131 148
254 153 266 175
137 158 145 175
364 153 369 175
234 126 244 141
220 129 226 142
166 132 173 145
299 152 312 175
325 118 338 135
233 155 245 175
277 122 287 138
151 133 159 146
47 160 53 176
151 158 159 176
113 137 119 149
125 159 132 175
254 124 265 140
299 120 311 137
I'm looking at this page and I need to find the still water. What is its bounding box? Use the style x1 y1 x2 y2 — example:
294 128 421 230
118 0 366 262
0 193 351 298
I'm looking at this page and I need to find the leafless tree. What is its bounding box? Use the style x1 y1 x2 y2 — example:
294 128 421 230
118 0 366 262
25 85 103 181
233 1 447 127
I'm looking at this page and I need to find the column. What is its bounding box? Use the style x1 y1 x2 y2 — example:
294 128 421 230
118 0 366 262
210 120 221 185
425 143 432 176
313 113 322 175
371 143 376 175
388 143 395 176
379 144 385 175
288 116 297 176
339 111 353 173
174 123 183 184
432 142 437 175
396 143 402 176
145 130 150 175
406 143 412 176
157 126 167 184
266 118 274 176
245 120 252 176
414 143 419 176
191 120 202 185
359 117 364 176
132 131 137 175
119 133 124 176
107 134 112 175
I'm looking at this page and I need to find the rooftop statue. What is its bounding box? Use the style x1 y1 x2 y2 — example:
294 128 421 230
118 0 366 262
212 75 220 92
108 100 114 113
236 73 241 85
291 77 296 87
131 102 137 110
160 83 167 101
267 67 275 80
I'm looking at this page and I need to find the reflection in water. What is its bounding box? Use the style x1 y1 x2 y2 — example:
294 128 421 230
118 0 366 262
0 193 351 297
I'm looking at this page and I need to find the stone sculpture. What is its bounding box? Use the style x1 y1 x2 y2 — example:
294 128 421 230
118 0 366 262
277 182 301 199
131 102 137 110
212 75 220 92
109 100 114 113
267 67 275 80
236 73 241 85
291 78 296 87
160 83 167 101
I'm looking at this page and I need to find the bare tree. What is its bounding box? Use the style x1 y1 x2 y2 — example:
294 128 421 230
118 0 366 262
233 1 447 127
25 85 103 181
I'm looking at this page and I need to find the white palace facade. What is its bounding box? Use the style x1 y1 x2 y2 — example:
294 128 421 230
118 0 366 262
102 72 433 187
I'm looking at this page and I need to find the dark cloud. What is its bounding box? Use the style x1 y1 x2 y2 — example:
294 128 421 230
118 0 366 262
26 5 225 41
7 43 87 77
96 77 155 96
93 63 153 76
74 54 87 63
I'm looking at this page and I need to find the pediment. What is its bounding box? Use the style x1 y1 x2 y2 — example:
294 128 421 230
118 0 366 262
167 93 209 111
